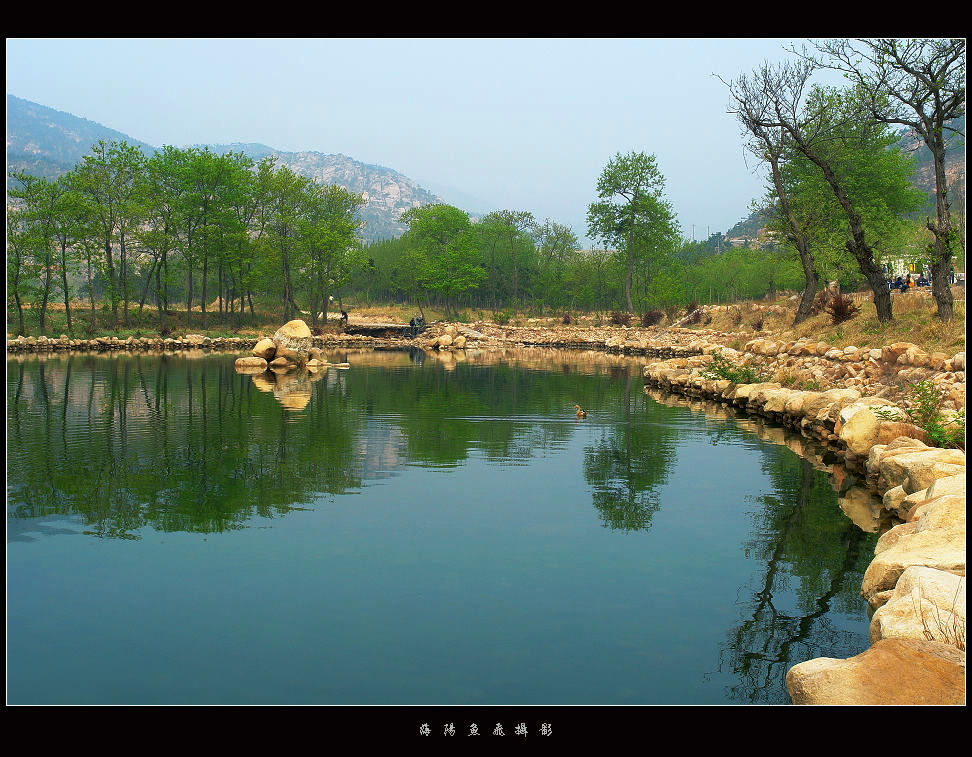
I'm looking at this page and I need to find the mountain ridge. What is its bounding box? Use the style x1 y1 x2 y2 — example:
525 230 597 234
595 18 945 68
6 95 444 241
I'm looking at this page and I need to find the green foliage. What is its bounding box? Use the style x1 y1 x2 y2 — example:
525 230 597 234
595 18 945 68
874 380 965 449
700 350 770 384
401 204 486 313
587 151 681 311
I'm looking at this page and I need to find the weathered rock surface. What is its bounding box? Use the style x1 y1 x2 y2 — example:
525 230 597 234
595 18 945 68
272 319 312 353
870 566 966 645
786 638 965 705
862 493 966 599
253 338 276 360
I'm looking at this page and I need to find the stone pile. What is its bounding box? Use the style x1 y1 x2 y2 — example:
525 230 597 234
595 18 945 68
7 333 260 353
234 319 351 376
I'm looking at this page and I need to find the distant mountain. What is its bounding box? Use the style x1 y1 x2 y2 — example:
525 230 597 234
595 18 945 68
6 96 445 241
893 114 966 215
6 94 156 181
201 143 444 240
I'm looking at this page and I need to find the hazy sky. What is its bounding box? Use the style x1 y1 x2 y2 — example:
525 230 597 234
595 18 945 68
7 37 830 244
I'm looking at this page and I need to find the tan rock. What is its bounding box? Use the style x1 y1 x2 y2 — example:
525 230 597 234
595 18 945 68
272 319 312 353
763 388 794 414
870 566 966 645
253 338 276 360
878 422 931 446
274 345 303 364
882 485 908 517
883 342 918 364
839 408 884 456
453 334 467 349
862 494 966 598
234 356 268 372
785 638 965 705
928 352 948 371
904 454 965 495
437 334 454 348
269 357 292 369
878 447 965 492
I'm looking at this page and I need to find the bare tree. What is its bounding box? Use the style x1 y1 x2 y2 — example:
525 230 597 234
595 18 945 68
723 71 820 324
730 59 895 322
808 38 966 321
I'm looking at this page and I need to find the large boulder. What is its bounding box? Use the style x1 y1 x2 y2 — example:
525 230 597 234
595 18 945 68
862 494 966 599
272 319 312 354
253 338 276 360
786 638 965 705
869 566 966 645
878 421 931 446
878 447 965 493
839 408 884 456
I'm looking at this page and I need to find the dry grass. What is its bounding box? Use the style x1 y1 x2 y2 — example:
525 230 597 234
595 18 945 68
687 287 966 355
913 578 966 652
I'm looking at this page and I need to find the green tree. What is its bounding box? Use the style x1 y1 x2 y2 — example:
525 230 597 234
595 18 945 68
479 210 536 309
302 183 366 324
401 204 485 315
587 152 680 312
733 61 907 322
811 38 966 321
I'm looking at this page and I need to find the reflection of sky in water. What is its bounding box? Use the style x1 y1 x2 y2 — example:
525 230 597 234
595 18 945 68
7 351 879 705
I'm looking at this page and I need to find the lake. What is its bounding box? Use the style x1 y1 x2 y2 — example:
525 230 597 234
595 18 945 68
6 348 879 704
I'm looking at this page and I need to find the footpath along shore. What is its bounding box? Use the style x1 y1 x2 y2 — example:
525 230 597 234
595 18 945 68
8 315 966 704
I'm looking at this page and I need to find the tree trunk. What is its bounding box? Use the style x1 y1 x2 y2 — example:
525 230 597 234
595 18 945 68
927 136 955 321
186 268 193 329
87 251 97 331
201 252 208 330
15 291 25 336
104 236 118 326
40 250 52 333
60 240 72 332
121 229 129 327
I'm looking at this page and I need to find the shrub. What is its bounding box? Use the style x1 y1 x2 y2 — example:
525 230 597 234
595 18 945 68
610 310 632 326
873 380 965 449
702 312 713 326
664 304 681 322
685 299 699 315
494 310 513 325
700 350 770 384
562 312 571 325
641 309 664 327
728 306 743 327
751 314 764 331
826 293 861 324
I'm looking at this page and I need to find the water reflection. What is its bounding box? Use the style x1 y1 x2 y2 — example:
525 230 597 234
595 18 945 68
8 349 880 704
643 386 881 702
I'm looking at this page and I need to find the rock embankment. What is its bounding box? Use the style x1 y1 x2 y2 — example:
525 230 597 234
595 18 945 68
641 334 965 706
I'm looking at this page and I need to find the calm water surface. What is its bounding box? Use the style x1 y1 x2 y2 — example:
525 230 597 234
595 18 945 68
7 348 879 704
